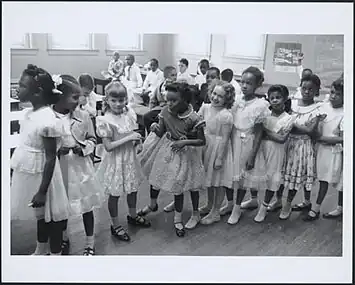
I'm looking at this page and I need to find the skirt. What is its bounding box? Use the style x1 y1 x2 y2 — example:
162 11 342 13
203 134 233 188
316 144 343 184
11 159 70 223
137 132 164 178
149 134 205 195
282 134 316 191
251 140 287 191
59 151 105 216
96 143 146 196
231 128 267 190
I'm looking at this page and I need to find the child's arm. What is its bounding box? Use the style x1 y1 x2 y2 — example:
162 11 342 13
214 121 233 169
149 87 159 109
76 116 97 156
171 121 206 152
151 114 166 137
318 133 343 145
246 123 263 170
31 137 57 207
264 128 289 144
102 132 142 152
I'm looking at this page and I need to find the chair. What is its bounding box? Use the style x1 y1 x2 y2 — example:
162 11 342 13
93 78 111 95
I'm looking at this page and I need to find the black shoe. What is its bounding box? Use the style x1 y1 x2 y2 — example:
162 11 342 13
302 210 320 221
174 222 185 237
110 225 131 242
127 215 151 228
292 202 312 212
137 204 158 216
83 247 95 256
61 240 70 255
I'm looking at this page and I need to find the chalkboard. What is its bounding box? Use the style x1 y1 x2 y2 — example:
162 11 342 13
314 35 344 87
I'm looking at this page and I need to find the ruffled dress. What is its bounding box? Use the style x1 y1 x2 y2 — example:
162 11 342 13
95 107 146 196
251 112 295 191
55 110 104 216
316 102 343 184
148 105 206 195
198 104 234 188
230 96 270 190
11 106 70 222
283 100 326 191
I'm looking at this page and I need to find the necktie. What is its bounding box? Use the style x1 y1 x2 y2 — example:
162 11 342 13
127 66 131 81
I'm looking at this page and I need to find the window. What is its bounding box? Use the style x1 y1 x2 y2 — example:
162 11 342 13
107 33 142 50
48 33 94 50
178 34 211 55
10 33 31 49
225 33 266 58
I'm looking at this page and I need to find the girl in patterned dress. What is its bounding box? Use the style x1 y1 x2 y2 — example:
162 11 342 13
95 81 151 243
251 85 295 222
140 82 206 237
303 78 344 221
222 66 270 225
197 80 235 225
278 74 326 220
11 64 70 255
52 75 104 255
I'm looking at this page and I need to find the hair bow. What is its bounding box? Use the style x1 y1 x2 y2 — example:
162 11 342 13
51 74 63 94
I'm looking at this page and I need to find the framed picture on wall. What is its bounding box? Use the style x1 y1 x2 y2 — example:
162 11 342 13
273 42 302 73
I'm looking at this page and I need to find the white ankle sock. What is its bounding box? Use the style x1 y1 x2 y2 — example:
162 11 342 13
128 208 137 218
174 211 182 223
313 203 321 213
111 216 120 228
34 241 49 255
86 235 95 248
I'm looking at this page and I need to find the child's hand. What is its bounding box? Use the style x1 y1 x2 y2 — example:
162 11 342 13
171 141 186 153
150 123 159 133
245 155 256 171
72 145 84 156
214 158 223 170
136 143 143 154
58 147 71 156
128 132 142 142
31 191 46 208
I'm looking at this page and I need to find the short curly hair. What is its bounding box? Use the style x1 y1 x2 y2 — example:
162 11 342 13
209 79 235 109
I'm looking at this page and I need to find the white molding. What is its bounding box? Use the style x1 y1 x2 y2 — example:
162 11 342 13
10 48 38 56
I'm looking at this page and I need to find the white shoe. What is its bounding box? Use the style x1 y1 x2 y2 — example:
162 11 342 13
227 206 242 225
279 202 292 220
163 201 175 212
201 213 221 225
185 214 201 229
219 203 233 216
267 199 282 212
254 204 268 223
241 199 259 210
199 205 212 215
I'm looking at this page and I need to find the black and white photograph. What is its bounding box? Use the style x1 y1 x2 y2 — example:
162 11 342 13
2 2 353 283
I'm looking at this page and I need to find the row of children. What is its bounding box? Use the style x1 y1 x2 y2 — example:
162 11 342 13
11 63 343 257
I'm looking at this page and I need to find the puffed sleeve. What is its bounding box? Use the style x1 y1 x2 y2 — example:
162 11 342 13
190 112 206 132
96 116 113 138
254 100 271 124
126 106 139 131
38 109 63 138
219 109 233 126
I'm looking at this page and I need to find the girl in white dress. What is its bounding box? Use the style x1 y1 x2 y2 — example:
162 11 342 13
11 64 69 255
223 66 270 225
96 81 151 243
197 80 235 225
278 74 326 220
303 78 344 221
252 85 295 222
52 75 104 255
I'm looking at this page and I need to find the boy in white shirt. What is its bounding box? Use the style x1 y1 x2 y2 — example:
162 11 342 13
221 68 242 97
194 59 210 89
78 73 97 118
141 58 164 105
122 54 144 104
177 58 195 85
107 51 124 80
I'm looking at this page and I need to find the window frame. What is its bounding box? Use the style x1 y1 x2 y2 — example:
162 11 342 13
47 33 95 50
10 33 32 49
224 34 267 60
177 34 212 56
106 33 143 51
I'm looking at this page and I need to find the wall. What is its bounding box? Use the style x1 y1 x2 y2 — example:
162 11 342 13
10 33 169 80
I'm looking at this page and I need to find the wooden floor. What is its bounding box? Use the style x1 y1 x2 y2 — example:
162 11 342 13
11 179 342 256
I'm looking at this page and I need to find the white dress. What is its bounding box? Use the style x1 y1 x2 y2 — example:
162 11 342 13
95 108 146 196
316 102 343 184
230 96 270 190
198 104 234 188
11 106 70 222
55 112 104 216
252 112 295 191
